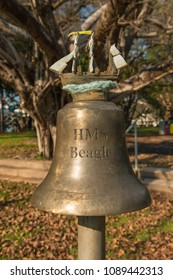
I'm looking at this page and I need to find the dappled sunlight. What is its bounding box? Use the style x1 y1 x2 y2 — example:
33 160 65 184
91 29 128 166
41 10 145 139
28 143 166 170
130 154 173 168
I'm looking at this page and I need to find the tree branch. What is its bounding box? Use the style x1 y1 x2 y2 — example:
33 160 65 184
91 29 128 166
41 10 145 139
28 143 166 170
81 3 107 30
136 31 158 38
93 0 128 70
0 60 31 97
109 61 173 103
0 18 30 39
94 0 156 69
52 0 69 10
34 0 64 48
0 0 63 61
0 33 23 66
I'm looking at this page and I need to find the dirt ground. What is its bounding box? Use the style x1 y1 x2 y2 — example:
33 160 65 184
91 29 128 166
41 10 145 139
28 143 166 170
127 135 173 168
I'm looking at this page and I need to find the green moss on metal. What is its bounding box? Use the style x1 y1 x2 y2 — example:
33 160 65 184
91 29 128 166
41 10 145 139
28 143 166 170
63 80 116 94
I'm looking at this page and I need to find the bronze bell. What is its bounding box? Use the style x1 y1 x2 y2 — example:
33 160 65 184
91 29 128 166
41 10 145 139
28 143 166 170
31 91 151 216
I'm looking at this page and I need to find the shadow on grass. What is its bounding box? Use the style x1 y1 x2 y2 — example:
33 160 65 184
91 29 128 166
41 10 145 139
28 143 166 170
128 140 173 155
0 197 27 207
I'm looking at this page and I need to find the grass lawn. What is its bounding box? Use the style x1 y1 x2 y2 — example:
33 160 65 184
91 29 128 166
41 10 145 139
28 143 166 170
0 131 39 159
130 126 159 136
137 126 159 136
0 131 36 139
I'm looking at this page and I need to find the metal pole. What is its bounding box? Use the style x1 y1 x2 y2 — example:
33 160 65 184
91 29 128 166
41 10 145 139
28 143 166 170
78 216 105 260
125 120 138 176
134 122 138 176
0 87 4 132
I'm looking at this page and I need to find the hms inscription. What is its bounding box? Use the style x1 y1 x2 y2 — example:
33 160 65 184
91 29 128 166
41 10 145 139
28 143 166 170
73 128 109 140
70 128 112 160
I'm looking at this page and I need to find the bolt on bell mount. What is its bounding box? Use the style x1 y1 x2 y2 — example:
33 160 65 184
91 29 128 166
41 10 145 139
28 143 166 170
31 31 151 260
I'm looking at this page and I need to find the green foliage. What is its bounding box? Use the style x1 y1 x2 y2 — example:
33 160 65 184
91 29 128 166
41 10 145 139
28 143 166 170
0 131 38 159
81 54 89 72
139 76 173 119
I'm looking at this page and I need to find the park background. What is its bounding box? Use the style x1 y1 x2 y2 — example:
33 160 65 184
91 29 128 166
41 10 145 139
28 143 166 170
0 0 173 260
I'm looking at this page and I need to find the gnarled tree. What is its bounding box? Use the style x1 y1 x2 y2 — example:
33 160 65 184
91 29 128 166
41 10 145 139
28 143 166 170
0 0 173 158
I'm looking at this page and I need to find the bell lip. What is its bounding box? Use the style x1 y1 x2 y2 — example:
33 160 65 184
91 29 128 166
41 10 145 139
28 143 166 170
31 203 152 216
31 190 152 216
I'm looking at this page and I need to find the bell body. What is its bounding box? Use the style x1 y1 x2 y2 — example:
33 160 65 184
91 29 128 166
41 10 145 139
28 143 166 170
32 93 151 215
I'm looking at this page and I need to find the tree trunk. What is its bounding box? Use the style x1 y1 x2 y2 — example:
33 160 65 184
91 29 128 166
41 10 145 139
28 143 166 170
43 126 53 159
35 120 54 159
159 92 172 120
49 124 57 154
